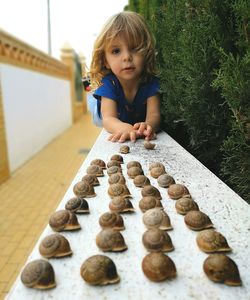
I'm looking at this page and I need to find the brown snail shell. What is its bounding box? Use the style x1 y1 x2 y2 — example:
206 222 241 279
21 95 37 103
73 181 96 198
86 165 104 177
110 154 124 164
108 173 126 185
109 196 134 213
108 183 131 198
80 255 120 285
39 233 72 258
175 197 199 215
142 253 177 282
120 145 130 154
144 141 156 150
203 254 241 286
49 210 80 231
168 183 190 199
82 174 99 186
196 230 231 253
139 196 163 212
184 210 213 231
96 229 127 252
150 166 166 179
21 259 56 289
142 228 174 252
107 166 122 176
90 158 106 169
65 197 89 214
107 160 121 168
143 208 172 230
157 174 175 188
141 185 162 200
133 175 150 187
127 166 144 179
99 212 125 231
149 162 165 171
127 160 142 169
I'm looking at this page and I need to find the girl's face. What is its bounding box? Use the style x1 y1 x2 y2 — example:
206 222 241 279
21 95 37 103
104 36 145 84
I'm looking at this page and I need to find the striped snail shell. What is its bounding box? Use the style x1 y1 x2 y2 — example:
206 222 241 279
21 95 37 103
49 210 80 231
119 145 130 154
80 255 120 285
157 174 175 188
108 173 126 185
109 196 134 213
144 141 156 150
141 185 162 200
107 166 122 176
149 162 165 171
175 197 199 215
168 183 190 200
184 210 213 231
90 158 106 169
142 228 174 252
107 160 121 168
39 233 72 258
150 166 166 179
99 211 125 231
96 229 127 252
86 165 104 177
139 196 163 213
82 174 99 186
21 259 56 289
133 175 150 187
127 160 142 169
65 197 89 214
143 208 172 230
127 166 144 179
110 154 124 164
73 181 96 198
108 183 131 198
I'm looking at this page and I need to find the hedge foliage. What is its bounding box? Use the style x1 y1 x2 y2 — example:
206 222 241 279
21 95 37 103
126 0 250 203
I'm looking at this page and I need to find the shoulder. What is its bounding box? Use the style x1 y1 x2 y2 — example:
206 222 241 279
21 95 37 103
93 74 120 100
141 76 160 98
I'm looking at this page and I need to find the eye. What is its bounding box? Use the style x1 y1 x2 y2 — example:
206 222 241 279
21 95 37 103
111 48 120 55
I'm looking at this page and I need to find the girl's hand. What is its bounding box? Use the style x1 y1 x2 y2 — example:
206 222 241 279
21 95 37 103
133 122 156 140
108 130 138 143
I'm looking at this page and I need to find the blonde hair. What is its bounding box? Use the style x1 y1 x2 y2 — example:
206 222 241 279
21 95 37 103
90 11 156 89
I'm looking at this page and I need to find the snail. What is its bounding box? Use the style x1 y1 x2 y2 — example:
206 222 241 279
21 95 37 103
73 181 96 198
184 210 213 231
80 255 120 285
142 253 177 282
142 228 174 252
99 211 125 231
21 259 56 289
127 160 142 169
203 254 242 286
167 183 190 200
150 166 166 179
144 140 156 150
108 173 126 185
127 166 144 179
149 162 165 171
96 229 127 252
133 175 150 187
110 154 124 164
82 174 99 186
39 233 72 258
107 160 121 168
141 185 162 200
143 208 172 230
90 158 106 169
175 197 199 215
86 165 104 177
65 197 89 214
107 166 122 176
196 229 231 253
139 196 163 212
109 196 134 213
49 210 81 231
108 183 131 199
157 174 175 188
120 145 130 154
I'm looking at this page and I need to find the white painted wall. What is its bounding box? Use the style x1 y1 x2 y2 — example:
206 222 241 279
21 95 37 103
1 63 72 172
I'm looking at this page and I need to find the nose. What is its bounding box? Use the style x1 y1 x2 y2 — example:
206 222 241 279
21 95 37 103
123 49 132 61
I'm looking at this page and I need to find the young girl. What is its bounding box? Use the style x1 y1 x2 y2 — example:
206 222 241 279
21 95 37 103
90 11 161 143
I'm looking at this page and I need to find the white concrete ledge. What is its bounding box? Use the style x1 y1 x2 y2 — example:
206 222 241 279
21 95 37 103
6 130 250 300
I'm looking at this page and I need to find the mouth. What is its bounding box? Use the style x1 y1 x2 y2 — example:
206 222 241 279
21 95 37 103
122 67 135 71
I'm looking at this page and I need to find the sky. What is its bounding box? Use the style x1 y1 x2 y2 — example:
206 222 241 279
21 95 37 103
0 0 128 67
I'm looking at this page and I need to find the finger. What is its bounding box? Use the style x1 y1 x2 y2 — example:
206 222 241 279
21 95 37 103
130 131 137 142
118 133 128 143
133 123 140 130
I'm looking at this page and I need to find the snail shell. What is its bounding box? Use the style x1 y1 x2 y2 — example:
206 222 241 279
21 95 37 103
49 210 80 231
141 185 162 200
82 174 99 186
99 212 125 231
107 160 121 168
108 183 131 198
80 255 120 285
127 166 144 179
139 196 163 212
127 161 142 169
120 145 130 154
203 254 241 286
133 175 150 187
96 229 127 252
144 141 156 150
150 166 166 179
39 233 72 258
21 259 56 289
90 158 106 169
107 166 122 176
142 228 174 252
110 154 124 164
168 183 190 199
157 174 175 188
184 210 213 231
143 208 172 230
196 230 231 253
109 196 134 213
142 253 177 282
86 165 104 177
73 181 96 198
108 173 126 185
65 197 89 214
175 197 199 215
149 162 165 171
